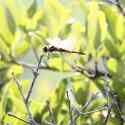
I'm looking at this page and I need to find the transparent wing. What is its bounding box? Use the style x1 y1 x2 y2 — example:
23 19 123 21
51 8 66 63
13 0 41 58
46 37 75 51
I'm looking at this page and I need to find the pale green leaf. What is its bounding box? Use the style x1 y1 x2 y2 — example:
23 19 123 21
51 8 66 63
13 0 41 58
4 7 16 35
27 0 37 18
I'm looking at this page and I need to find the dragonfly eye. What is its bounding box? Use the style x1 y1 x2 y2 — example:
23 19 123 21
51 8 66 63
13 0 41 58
43 46 48 52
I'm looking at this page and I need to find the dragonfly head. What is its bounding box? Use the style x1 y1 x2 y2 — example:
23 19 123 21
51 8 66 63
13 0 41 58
43 46 48 52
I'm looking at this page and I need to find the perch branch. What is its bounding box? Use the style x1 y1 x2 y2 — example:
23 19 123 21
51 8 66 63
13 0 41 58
79 104 107 116
46 100 56 125
8 112 31 124
12 73 37 125
25 55 43 104
66 91 74 125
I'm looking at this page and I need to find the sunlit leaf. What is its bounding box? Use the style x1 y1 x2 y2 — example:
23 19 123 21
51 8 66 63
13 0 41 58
87 2 99 55
48 56 70 71
3 97 13 113
27 0 37 18
115 15 125 40
98 10 108 41
30 100 43 121
104 37 120 59
70 22 85 51
0 5 14 45
0 37 10 55
44 0 71 36
49 78 68 119
6 65 23 79
4 7 16 35
72 78 90 105
11 31 30 58
0 37 10 60
107 58 117 73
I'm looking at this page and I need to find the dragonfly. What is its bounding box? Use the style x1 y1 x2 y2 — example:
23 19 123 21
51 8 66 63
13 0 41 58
43 37 85 55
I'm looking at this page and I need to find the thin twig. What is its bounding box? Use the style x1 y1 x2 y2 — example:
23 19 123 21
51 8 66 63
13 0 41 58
32 46 39 62
103 103 113 125
102 67 112 125
25 55 43 104
28 33 39 62
81 92 99 111
115 104 124 125
111 92 124 125
12 73 37 125
46 100 56 125
66 91 74 125
79 105 107 116
11 60 34 70
104 0 125 16
11 60 66 72
42 120 54 125
72 92 99 123
8 112 31 124
115 0 125 16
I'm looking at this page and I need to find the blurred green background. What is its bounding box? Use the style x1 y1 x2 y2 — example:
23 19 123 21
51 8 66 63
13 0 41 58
0 0 125 125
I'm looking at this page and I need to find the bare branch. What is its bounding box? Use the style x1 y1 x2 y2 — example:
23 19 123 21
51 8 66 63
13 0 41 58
46 100 56 125
42 120 54 125
7 112 31 124
66 90 74 125
81 92 99 111
103 103 113 125
79 104 107 116
11 60 66 72
25 55 43 104
111 92 124 125
12 73 37 125
71 92 99 124
115 0 125 16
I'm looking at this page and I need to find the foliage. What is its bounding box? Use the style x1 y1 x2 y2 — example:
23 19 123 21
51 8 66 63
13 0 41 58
0 0 125 125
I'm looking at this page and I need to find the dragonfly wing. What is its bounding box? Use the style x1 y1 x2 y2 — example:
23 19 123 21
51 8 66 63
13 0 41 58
46 37 74 51
46 37 61 47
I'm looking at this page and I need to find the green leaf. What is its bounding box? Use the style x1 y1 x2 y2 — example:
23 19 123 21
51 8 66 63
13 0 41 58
6 64 24 79
115 15 125 40
48 56 70 71
4 7 16 35
27 0 37 18
44 0 70 36
59 22 72 39
72 78 90 105
104 37 120 59
56 79 68 102
50 78 68 106
0 37 10 55
107 58 117 73
87 2 99 55
0 37 10 60
98 10 108 42
79 0 87 11
11 31 30 58
101 5 119 40
49 78 68 120
70 22 85 51
3 96 13 113
93 22 101 51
